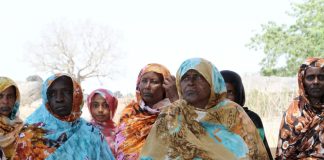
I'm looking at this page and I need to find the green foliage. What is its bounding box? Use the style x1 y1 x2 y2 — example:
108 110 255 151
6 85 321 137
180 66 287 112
248 0 324 76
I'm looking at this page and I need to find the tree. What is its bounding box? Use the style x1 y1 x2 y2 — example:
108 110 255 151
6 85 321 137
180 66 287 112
27 20 121 83
113 91 123 98
247 0 324 76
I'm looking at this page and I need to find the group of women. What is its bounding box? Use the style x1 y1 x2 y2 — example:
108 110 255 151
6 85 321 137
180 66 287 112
89 57 272 159
3 57 323 159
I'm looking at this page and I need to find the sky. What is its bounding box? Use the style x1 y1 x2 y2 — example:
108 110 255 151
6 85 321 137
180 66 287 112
0 0 297 95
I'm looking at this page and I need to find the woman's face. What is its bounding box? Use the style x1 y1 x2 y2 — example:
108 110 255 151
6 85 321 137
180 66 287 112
303 67 324 99
0 86 16 117
225 82 236 102
90 93 110 122
47 77 73 117
180 69 211 109
138 72 165 107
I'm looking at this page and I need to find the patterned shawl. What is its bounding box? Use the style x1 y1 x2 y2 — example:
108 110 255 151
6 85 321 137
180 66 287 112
276 57 324 159
116 63 171 160
220 70 273 159
87 88 118 156
140 58 269 160
0 77 23 159
13 74 114 160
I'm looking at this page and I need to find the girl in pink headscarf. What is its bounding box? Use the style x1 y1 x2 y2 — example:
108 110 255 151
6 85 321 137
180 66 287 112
87 88 118 156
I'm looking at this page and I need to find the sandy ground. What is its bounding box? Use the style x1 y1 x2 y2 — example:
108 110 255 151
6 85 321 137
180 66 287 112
262 117 281 157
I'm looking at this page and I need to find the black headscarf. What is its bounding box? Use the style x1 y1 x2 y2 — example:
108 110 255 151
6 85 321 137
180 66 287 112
220 70 274 160
220 70 245 106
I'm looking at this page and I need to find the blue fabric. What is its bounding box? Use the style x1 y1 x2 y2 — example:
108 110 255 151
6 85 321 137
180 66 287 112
25 74 115 160
200 122 249 158
27 106 114 159
176 57 227 96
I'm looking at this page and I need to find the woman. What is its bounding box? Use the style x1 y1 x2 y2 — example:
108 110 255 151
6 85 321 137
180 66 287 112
0 77 23 160
116 63 178 160
276 58 324 159
140 58 269 159
220 70 273 159
87 88 118 156
13 74 114 160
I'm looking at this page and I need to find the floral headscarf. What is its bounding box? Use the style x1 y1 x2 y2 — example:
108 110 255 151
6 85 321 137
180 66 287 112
116 63 171 160
276 57 324 159
176 57 227 109
87 88 118 156
298 57 324 106
135 63 171 104
140 58 269 159
43 73 83 122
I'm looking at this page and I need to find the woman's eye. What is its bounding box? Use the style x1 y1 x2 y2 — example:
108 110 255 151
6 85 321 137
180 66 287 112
141 79 148 83
7 95 14 100
181 76 189 81
63 89 73 95
92 103 99 108
318 75 324 81
48 91 56 97
306 75 315 81
152 80 160 84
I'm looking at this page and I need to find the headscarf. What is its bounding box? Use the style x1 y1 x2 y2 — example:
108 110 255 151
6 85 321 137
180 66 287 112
14 74 114 160
116 63 171 160
276 57 324 159
87 88 118 156
0 77 23 159
0 77 20 120
220 70 245 106
220 70 273 159
140 58 269 160
176 57 227 109
135 63 171 105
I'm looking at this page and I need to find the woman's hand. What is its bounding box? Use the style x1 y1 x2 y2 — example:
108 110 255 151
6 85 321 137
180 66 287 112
163 75 179 102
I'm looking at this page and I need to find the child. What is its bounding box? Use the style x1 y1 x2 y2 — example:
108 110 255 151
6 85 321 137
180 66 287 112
87 88 118 156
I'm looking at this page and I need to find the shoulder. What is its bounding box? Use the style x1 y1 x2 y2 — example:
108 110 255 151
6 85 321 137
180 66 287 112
244 109 264 128
119 100 140 118
245 109 261 120
283 98 302 119
159 99 189 115
25 105 50 124
79 118 102 133
77 119 108 142
211 99 242 113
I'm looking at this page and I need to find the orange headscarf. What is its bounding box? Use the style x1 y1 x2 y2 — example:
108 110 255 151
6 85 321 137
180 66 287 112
115 63 171 160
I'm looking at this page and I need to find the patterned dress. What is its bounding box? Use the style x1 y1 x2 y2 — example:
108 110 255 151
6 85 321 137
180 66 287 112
140 58 269 160
220 70 273 159
116 63 171 160
276 58 324 159
13 74 114 160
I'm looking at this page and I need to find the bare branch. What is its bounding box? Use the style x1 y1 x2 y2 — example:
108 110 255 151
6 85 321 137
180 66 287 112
26 20 121 84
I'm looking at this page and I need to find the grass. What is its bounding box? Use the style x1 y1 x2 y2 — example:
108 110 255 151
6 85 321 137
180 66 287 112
245 89 296 118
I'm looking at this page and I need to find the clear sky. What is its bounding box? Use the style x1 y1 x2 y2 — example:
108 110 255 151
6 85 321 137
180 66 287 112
0 0 296 94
